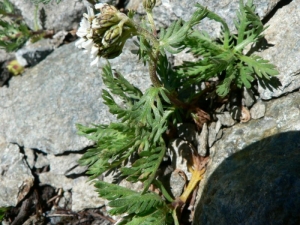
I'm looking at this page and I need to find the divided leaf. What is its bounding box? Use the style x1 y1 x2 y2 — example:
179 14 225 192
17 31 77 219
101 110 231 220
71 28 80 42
121 144 166 192
176 0 278 97
234 0 264 52
240 55 279 79
119 209 171 225
77 123 137 178
102 62 143 107
95 181 169 216
159 6 208 54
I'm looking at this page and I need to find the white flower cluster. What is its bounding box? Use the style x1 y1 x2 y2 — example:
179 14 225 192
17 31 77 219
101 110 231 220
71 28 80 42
76 3 136 66
75 4 107 66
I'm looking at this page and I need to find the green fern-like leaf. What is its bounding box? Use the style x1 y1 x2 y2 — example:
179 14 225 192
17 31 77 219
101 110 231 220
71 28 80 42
175 0 278 97
195 3 231 48
95 181 168 214
77 123 138 178
234 0 264 52
121 143 166 192
119 209 172 225
240 55 279 79
0 0 14 15
102 62 143 106
237 63 255 88
0 19 30 52
95 181 172 224
78 64 173 182
159 6 208 54
0 207 9 221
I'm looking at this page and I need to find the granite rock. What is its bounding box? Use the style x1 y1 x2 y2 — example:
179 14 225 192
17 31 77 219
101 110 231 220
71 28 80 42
39 172 73 190
216 111 236 127
9 0 85 32
47 153 87 175
15 39 55 67
196 123 208 156
35 152 50 169
24 148 36 169
194 92 300 224
250 100 266 119
0 142 34 207
71 177 105 211
38 173 105 211
128 0 280 38
0 49 14 64
168 139 193 180
0 40 150 155
0 63 12 87
194 131 300 225
257 0 300 99
169 171 186 198
207 121 222 148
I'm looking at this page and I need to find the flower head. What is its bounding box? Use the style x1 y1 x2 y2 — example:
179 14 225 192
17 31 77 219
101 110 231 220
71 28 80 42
75 3 137 66
143 0 156 12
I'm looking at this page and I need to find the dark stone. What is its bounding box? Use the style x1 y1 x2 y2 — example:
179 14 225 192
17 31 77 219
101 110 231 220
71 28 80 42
0 63 11 87
194 131 300 225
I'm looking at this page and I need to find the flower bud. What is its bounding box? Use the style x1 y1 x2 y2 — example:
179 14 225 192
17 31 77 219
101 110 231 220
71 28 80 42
92 14 119 29
143 0 156 12
95 3 118 14
103 25 122 46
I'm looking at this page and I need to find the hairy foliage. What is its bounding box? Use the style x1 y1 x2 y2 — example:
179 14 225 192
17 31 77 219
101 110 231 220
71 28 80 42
77 1 279 224
78 63 174 192
95 181 172 225
177 0 279 97
159 6 208 54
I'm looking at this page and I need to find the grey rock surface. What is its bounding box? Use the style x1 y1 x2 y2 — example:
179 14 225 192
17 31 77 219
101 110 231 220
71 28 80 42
129 0 280 38
257 0 300 99
168 139 193 180
10 0 85 32
47 153 86 175
207 121 222 148
242 88 256 107
0 40 149 155
35 152 50 169
101 0 119 4
39 173 105 212
0 64 11 87
216 111 236 127
170 171 186 198
196 123 208 156
0 142 34 207
194 92 300 224
194 131 300 225
0 49 14 64
39 172 73 190
24 148 35 169
71 177 105 211
15 39 54 67
250 100 266 119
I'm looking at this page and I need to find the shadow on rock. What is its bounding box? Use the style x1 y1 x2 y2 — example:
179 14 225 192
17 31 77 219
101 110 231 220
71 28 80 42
194 131 300 225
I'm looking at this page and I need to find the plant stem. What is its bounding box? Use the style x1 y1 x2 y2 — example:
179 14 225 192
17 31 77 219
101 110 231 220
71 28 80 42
146 11 157 37
129 20 191 109
33 4 40 31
